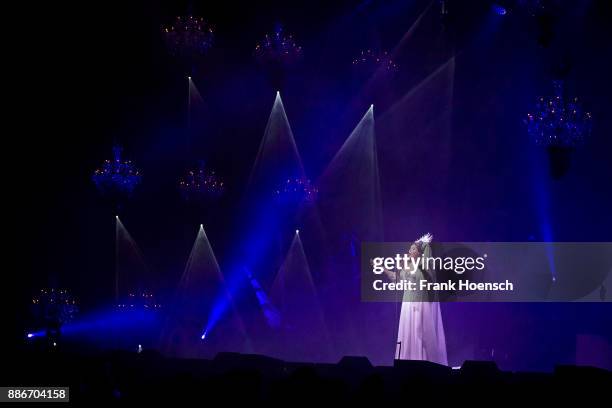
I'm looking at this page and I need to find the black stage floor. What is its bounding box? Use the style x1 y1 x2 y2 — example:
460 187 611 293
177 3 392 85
3 350 610 403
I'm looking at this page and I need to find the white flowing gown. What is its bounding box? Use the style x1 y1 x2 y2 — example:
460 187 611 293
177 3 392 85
394 244 448 365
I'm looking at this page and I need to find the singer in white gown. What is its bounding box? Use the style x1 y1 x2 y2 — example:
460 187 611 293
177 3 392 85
384 234 448 365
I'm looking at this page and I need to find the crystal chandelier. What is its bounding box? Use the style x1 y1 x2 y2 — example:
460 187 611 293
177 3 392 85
162 15 214 58
254 26 303 67
116 290 162 310
525 80 592 148
274 177 318 203
178 161 225 200
32 288 79 326
352 49 399 74
93 145 142 196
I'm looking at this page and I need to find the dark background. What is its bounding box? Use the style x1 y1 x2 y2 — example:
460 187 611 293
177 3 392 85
8 0 612 368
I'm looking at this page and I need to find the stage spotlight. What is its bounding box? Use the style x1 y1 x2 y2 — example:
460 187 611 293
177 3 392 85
26 331 44 339
200 331 207 340
295 229 300 234
188 76 192 80
115 215 119 219
492 4 507 15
